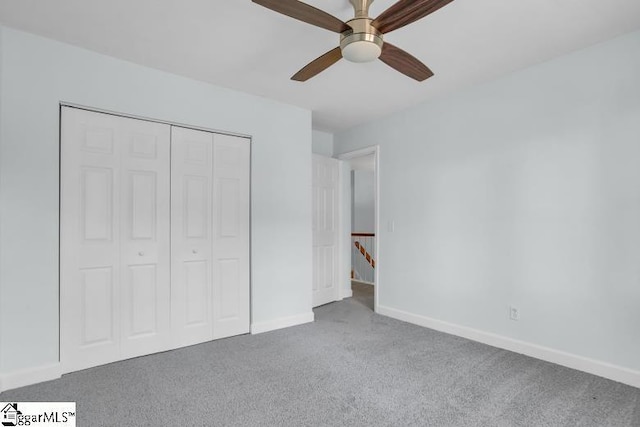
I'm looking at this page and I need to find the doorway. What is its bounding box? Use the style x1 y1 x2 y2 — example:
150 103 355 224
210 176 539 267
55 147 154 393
338 146 379 312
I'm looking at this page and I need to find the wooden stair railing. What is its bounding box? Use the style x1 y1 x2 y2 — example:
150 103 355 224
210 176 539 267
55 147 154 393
354 241 375 268
352 233 375 269
351 233 375 280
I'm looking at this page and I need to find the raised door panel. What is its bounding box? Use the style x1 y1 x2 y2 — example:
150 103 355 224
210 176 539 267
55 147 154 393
80 267 115 345
184 176 208 238
120 118 171 359
184 261 209 325
127 265 158 336
170 126 214 347
82 168 114 240
312 154 339 308
61 107 122 372
130 172 157 240
212 134 250 339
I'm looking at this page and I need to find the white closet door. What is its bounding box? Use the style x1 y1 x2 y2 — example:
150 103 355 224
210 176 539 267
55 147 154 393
60 107 171 372
170 127 215 347
61 108 122 372
62 108 250 372
119 117 172 359
212 134 250 339
312 154 340 307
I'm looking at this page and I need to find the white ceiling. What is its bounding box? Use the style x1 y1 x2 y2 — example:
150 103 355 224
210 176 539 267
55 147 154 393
1 0 639 132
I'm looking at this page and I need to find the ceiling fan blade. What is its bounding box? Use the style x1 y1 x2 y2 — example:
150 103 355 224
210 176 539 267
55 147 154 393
379 43 434 82
291 47 343 81
252 0 350 33
372 0 454 34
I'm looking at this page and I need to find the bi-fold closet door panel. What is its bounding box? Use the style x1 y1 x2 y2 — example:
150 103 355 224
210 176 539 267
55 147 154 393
211 134 251 340
119 117 172 360
170 127 215 347
60 107 172 373
171 127 251 343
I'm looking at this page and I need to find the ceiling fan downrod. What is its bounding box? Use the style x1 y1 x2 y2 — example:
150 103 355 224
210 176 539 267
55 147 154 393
349 0 374 18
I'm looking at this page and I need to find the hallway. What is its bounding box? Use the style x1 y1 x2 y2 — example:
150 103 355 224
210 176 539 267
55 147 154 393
351 281 374 311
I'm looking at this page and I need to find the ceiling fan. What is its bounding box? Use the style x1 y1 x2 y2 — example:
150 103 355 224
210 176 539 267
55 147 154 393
251 0 455 82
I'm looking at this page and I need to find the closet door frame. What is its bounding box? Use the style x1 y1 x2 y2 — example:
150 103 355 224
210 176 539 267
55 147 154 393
59 103 252 372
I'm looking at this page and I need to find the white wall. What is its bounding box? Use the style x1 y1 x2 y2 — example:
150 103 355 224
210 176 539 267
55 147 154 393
335 30 640 377
0 27 312 378
311 130 333 157
352 170 375 233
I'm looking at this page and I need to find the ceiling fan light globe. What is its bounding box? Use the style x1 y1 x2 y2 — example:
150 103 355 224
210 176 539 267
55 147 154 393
342 40 382 63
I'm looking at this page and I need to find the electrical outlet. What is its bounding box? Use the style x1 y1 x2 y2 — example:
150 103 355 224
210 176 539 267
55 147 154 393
509 306 520 321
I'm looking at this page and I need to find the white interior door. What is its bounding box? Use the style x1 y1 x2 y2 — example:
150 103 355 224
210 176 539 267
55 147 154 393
170 126 215 347
61 108 121 372
312 154 340 307
119 117 172 359
212 134 251 339
61 107 171 373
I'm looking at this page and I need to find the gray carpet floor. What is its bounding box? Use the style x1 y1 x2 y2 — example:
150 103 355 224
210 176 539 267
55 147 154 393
351 281 374 311
2 285 639 426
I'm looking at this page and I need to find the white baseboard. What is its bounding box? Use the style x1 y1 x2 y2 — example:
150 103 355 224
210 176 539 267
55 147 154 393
0 363 62 393
342 289 353 299
378 305 640 389
251 312 314 334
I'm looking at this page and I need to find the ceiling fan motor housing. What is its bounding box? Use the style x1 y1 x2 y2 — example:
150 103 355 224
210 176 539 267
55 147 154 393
340 18 383 63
